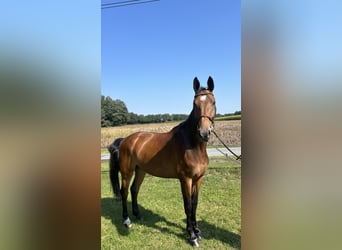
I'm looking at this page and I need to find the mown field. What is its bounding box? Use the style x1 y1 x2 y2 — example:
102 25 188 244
101 120 241 149
215 115 241 121
101 157 241 250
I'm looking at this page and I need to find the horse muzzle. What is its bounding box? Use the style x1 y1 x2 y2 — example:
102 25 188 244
197 115 214 142
199 129 211 142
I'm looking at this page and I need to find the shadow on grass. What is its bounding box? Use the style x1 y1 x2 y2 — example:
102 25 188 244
101 197 240 249
101 197 184 239
196 219 241 249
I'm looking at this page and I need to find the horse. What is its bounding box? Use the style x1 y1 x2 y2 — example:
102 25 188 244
110 76 216 247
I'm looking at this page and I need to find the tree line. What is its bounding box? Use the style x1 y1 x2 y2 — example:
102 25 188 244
101 95 188 127
101 95 240 127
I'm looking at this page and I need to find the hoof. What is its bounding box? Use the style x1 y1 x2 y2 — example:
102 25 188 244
123 217 132 228
194 228 202 240
190 238 200 247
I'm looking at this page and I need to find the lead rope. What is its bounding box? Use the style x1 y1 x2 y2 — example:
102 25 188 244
212 130 241 161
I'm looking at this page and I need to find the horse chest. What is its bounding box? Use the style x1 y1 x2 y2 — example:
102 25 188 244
181 150 208 178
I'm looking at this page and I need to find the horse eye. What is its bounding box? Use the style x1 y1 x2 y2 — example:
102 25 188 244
213 101 216 106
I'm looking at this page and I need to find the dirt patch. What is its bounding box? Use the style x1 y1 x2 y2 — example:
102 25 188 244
208 120 241 147
101 120 241 148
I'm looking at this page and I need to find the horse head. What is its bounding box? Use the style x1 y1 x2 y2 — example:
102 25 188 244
193 76 216 142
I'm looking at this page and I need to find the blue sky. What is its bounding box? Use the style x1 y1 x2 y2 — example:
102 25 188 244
102 0 240 115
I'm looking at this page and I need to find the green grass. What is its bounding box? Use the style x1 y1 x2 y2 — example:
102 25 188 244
215 115 241 121
101 147 109 154
101 159 241 249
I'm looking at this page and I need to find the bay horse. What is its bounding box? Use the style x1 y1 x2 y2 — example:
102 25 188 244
110 76 216 247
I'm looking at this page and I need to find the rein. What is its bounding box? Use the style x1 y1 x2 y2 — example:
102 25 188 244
212 130 241 161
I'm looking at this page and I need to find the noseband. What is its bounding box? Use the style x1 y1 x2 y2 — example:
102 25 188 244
199 115 215 125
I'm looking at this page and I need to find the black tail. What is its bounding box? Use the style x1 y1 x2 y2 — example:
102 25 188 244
108 137 124 200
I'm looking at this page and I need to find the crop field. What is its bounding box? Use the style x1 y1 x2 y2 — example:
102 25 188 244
101 120 241 149
101 157 241 249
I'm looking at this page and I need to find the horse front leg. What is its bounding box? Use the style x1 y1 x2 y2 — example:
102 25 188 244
180 178 199 247
191 176 204 240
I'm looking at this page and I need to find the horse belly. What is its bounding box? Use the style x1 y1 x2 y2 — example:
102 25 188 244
139 159 178 178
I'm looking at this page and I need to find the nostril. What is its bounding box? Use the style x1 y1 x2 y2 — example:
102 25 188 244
204 133 210 141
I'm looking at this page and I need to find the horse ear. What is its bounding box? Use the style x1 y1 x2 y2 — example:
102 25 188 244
193 77 200 92
207 76 214 91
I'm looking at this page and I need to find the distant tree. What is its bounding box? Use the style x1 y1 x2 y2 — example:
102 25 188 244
111 99 128 125
101 95 129 126
172 114 187 121
137 114 146 124
127 112 139 124
100 95 193 126
101 107 106 127
161 113 171 122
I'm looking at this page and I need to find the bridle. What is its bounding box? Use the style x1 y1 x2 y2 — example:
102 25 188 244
199 115 215 125
194 92 214 98
194 92 216 127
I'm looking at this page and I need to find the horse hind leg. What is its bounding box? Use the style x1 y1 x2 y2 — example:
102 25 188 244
120 178 132 228
130 166 146 220
120 163 134 228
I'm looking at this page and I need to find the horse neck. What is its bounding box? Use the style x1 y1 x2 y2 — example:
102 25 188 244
182 110 207 150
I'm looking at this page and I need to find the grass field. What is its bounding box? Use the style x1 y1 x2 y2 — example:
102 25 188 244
101 157 241 249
